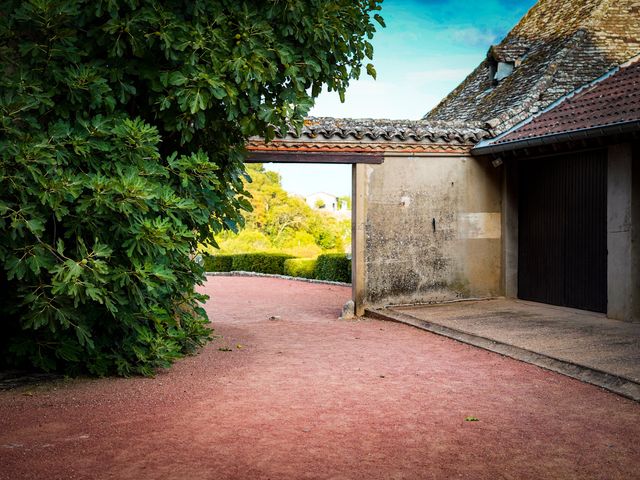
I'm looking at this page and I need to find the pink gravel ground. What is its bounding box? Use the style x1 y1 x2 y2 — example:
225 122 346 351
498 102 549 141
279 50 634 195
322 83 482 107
1 276 639 480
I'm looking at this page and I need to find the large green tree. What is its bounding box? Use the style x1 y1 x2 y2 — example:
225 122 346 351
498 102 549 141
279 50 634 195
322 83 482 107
0 0 383 375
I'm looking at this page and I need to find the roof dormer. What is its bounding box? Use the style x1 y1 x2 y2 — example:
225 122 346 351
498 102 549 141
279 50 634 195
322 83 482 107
487 46 516 86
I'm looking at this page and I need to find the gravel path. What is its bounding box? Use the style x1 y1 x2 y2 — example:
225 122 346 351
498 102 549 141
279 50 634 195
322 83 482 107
1 276 639 479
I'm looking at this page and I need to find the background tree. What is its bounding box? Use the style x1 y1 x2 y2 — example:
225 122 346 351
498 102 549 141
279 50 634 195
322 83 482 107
208 164 350 258
0 0 383 375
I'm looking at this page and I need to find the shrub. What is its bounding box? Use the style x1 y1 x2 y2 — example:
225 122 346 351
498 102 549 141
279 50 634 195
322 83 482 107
203 255 234 272
216 230 273 254
231 253 295 275
315 254 352 283
0 1 382 376
284 258 317 279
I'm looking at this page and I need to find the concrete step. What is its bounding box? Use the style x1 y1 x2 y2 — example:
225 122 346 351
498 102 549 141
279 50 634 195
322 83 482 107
365 307 640 402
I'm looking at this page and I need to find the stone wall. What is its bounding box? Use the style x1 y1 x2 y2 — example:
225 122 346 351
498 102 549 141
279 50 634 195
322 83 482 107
363 154 502 307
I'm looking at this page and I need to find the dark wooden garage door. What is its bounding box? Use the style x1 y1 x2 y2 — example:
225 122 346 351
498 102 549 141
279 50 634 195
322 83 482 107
518 150 607 312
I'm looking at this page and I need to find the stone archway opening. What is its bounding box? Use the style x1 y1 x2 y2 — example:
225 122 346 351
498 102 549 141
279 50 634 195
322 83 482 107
244 116 486 315
245 149 383 316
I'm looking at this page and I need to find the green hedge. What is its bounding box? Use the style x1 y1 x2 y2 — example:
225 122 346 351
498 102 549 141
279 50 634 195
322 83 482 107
204 252 351 282
314 253 351 283
284 258 317 279
231 253 295 275
202 254 234 272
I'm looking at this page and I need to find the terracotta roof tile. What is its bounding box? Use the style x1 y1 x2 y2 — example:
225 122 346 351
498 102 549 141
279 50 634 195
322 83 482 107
274 117 490 145
488 56 640 145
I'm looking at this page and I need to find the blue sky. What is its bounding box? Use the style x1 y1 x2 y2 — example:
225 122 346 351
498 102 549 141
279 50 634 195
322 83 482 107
266 0 537 197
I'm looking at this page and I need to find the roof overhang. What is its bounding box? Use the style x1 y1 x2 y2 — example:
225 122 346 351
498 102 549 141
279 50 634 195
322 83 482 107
246 150 383 164
472 120 640 156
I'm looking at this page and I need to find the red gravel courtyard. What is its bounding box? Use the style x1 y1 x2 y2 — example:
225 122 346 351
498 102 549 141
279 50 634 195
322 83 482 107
1 276 639 479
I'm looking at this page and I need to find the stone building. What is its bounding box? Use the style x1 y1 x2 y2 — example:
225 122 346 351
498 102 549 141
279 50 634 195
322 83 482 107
473 56 640 322
247 0 639 321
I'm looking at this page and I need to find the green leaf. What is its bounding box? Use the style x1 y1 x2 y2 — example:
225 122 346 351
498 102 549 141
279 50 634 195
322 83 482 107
366 63 377 80
364 42 373 60
92 242 112 258
75 325 95 350
169 71 188 86
62 260 83 283
26 254 46 275
25 218 45 235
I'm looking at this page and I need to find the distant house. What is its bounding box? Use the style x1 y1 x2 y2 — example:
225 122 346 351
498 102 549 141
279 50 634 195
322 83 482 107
248 0 639 321
305 192 350 218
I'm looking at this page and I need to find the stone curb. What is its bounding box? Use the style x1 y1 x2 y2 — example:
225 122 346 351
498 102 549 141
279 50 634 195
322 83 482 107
365 307 640 403
205 271 351 287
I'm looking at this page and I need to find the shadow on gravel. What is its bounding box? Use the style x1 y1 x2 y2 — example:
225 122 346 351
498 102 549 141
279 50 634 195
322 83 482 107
0 370 63 391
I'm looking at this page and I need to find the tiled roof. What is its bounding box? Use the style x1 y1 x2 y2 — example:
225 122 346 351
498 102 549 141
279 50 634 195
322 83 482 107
287 117 490 144
478 56 640 148
248 117 491 156
425 0 640 135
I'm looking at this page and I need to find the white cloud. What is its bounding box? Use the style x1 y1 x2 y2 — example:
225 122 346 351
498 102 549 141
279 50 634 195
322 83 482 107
406 68 471 83
442 27 500 47
309 79 447 120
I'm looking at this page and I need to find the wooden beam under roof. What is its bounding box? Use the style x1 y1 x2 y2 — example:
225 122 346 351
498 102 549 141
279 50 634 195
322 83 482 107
245 151 384 164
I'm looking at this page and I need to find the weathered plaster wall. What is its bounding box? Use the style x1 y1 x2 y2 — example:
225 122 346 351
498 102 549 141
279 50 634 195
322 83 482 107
363 154 502 307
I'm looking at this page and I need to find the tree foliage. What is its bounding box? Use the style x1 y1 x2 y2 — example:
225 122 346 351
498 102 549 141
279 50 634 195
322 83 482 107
0 0 383 375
